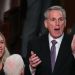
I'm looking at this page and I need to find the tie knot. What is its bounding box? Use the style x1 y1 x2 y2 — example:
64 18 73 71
51 40 57 45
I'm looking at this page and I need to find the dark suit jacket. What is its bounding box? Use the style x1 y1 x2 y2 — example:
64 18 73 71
26 33 75 75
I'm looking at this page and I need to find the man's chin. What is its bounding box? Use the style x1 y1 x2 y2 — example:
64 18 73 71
53 34 62 38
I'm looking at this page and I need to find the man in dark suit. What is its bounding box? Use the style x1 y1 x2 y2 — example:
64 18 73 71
25 6 75 75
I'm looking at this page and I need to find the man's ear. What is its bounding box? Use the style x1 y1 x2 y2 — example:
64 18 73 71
44 20 48 28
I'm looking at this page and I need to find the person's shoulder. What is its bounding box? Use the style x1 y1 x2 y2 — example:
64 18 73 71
64 33 73 39
29 33 48 43
64 33 73 43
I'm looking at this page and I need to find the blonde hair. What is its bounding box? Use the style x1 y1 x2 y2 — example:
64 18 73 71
0 32 10 63
2 47 10 64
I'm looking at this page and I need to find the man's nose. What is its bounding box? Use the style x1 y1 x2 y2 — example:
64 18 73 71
56 20 59 26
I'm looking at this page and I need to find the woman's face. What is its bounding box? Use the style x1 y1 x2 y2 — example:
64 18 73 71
0 35 5 58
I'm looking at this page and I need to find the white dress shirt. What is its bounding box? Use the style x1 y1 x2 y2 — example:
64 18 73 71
48 33 64 61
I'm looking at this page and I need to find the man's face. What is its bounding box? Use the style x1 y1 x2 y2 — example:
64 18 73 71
44 10 66 38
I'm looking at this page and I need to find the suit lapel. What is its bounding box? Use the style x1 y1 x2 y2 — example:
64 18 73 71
40 34 68 74
40 34 52 74
53 34 71 74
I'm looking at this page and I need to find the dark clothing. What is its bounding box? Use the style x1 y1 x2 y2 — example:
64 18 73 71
0 68 5 75
4 7 21 54
71 25 75 35
26 33 75 75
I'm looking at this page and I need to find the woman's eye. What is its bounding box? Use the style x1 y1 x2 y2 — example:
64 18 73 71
0 41 4 44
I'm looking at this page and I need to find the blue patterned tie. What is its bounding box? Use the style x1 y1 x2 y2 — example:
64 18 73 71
51 40 57 72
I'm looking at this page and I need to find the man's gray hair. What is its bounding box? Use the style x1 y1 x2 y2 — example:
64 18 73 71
44 5 66 19
3 54 25 75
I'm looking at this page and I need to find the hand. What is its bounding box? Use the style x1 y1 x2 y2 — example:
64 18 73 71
29 51 42 69
71 35 75 54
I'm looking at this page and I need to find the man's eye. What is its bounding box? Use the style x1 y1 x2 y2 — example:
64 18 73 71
50 18 55 21
59 18 64 21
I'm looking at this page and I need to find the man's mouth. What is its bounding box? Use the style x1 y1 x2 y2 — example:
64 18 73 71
54 28 60 31
0 49 2 52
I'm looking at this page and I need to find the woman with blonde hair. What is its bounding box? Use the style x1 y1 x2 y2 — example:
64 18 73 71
0 32 10 74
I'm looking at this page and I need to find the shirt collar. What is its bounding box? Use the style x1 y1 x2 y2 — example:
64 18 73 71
48 33 64 45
